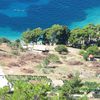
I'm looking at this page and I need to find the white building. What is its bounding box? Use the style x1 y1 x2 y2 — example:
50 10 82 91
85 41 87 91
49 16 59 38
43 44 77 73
0 68 14 91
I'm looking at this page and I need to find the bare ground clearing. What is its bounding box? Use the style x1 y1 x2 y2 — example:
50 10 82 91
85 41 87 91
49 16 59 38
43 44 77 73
0 44 100 82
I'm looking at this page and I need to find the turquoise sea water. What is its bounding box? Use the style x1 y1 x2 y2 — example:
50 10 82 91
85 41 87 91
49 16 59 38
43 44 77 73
70 7 100 29
0 0 100 40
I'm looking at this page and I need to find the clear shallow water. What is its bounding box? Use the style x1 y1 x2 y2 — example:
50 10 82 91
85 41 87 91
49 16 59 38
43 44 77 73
70 7 100 29
0 0 100 40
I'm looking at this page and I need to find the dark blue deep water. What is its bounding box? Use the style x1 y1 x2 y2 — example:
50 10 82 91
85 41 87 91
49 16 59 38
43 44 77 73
0 0 100 40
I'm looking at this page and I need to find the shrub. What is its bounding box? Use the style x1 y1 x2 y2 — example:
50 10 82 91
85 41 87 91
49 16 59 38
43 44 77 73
86 45 100 55
81 44 87 50
8 41 21 50
83 52 89 61
79 50 85 56
0 38 11 44
19 46 25 52
62 75 83 98
79 95 88 100
11 50 20 56
0 81 51 100
47 54 60 63
42 54 60 68
43 58 50 67
55 45 68 54
81 82 99 93
82 45 100 61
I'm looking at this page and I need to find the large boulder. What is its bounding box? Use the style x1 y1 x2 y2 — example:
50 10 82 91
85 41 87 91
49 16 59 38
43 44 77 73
52 80 64 87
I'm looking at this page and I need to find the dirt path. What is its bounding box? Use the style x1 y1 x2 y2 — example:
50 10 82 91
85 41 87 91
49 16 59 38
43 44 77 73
68 47 80 55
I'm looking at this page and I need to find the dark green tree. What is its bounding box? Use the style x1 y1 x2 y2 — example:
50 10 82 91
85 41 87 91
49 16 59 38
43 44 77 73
43 24 70 45
22 28 42 43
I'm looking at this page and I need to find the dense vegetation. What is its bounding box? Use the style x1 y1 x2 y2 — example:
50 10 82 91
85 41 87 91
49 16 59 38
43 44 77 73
79 45 100 60
0 23 100 50
22 24 100 49
55 45 68 54
22 24 70 45
69 24 100 49
0 75 100 100
21 23 100 60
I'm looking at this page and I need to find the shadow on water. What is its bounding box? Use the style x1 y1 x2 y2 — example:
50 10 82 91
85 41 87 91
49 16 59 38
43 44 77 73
0 0 100 39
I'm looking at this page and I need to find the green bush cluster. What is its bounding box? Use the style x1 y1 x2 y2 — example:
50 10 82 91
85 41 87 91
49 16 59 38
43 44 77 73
79 50 85 55
8 39 21 50
6 75 51 83
68 24 100 48
22 24 100 48
47 54 60 63
22 24 70 45
0 75 100 100
86 45 100 55
42 54 60 67
55 45 68 54
0 38 11 44
83 52 89 61
0 81 51 100
80 45 100 60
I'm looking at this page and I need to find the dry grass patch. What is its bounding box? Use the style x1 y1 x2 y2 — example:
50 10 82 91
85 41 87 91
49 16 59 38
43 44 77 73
21 68 34 74
91 61 100 67
67 60 84 65
88 61 100 68
8 62 20 68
